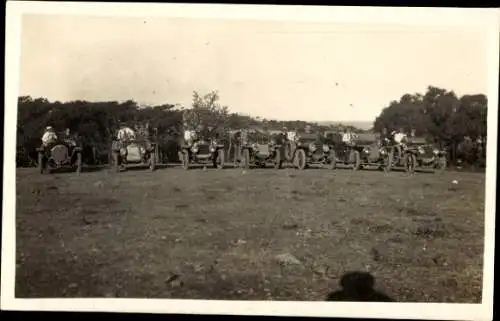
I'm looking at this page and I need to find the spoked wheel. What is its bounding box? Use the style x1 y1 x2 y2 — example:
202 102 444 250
350 150 361 171
294 149 307 170
383 149 393 173
284 141 295 162
403 153 417 175
274 149 283 169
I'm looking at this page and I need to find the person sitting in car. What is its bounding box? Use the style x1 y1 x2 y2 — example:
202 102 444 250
41 126 58 147
117 124 136 141
183 122 198 146
63 128 77 147
341 130 357 146
392 128 408 145
287 129 299 142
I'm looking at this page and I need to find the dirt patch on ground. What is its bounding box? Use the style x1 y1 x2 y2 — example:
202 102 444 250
15 167 485 302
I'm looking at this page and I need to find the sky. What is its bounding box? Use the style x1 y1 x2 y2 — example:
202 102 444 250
19 14 489 123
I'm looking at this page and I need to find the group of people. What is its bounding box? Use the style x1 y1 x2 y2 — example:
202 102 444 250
41 126 76 147
181 124 409 147
41 122 147 148
41 121 410 152
382 128 409 145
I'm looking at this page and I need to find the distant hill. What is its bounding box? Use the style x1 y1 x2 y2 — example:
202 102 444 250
314 121 373 131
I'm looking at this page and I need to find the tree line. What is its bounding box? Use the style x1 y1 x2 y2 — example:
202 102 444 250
15 86 487 168
373 86 487 168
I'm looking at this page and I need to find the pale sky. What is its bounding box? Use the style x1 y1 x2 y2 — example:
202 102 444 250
19 15 489 122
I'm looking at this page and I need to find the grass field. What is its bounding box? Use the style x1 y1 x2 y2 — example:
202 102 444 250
15 164 485 302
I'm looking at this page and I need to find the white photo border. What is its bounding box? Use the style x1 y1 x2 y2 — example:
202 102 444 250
2 2 499 320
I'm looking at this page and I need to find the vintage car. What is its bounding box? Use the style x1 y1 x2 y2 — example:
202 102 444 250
402 136 447 174
37 137 82 174
324 131 364 171
230 129 285 169
110 127 158 172
331 133 393 172
179 131 225 170
284 130 335 170
355 133 394 172
381 131 415 171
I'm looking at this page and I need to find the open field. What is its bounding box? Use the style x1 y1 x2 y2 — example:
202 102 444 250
15 165 485 302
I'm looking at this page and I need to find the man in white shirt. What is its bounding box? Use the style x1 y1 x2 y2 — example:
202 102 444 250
41 126 58 146
117 125 136 141
184 129 197 145
342 131 356 145
393 130 407 144
287 131 298 142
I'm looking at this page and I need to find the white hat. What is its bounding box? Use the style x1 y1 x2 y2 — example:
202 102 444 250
45 126 53 131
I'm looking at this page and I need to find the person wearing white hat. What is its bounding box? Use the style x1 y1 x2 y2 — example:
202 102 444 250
117 124 136 141
41 126 58 146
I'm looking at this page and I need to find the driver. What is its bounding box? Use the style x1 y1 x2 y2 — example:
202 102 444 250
41 126 58 146
341 130 356 146
183 122 198 146
63 128 77 147
117 123 136 141
287 129 298 142
392 128 408 145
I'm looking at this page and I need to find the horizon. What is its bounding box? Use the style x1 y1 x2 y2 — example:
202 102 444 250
19 15 489 123
19 94 376 129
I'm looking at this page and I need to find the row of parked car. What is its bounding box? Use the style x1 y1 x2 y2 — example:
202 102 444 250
35 128 447 175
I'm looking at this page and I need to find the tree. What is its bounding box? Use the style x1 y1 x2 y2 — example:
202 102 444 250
183 90 229 138
372 85 487 167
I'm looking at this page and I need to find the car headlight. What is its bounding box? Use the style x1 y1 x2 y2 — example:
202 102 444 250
252 143 259 152
322 145 329 152
309 143 316 151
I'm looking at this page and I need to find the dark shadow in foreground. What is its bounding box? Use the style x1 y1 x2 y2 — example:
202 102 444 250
326 271 395 302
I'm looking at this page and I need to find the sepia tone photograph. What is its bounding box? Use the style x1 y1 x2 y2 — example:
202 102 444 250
2 2 498 320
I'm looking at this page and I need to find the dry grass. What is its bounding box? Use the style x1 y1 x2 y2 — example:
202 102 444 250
15 164 485 302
